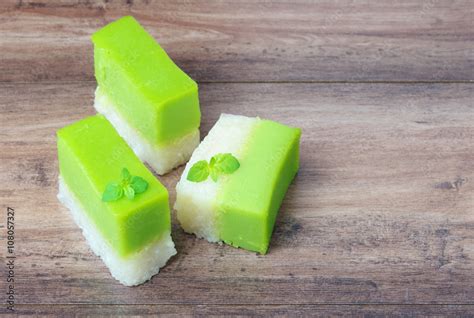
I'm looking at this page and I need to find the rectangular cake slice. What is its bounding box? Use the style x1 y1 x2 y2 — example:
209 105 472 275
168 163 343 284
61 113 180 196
92 16 201 174
57 115 176 286
175 114 301 254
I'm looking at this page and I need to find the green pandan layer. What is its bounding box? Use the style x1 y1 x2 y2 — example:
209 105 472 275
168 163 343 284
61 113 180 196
92 16 200 145
57 115 170 257
217 119 301 254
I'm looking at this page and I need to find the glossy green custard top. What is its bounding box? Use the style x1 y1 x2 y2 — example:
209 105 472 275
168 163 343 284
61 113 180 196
92 16 200 145
218 119 301 254
57 115 170 257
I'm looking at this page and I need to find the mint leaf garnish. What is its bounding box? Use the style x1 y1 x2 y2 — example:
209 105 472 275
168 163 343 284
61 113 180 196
102 183 123 202
124 185 135 200
121 168 131 181
102 168 149 202
187 153 240 183
131 176 148 194
210 168 219 182
187 160 209 182
212 153 240 174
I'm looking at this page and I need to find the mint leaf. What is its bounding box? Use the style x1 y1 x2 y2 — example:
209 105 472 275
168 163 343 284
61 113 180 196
131 176 148 194
210 168 219 182
212 153 240 175
187 160 209 182
121 168 131 181
209 156 216 169
102 183 123 202
124 185 135 200
208 157 220 181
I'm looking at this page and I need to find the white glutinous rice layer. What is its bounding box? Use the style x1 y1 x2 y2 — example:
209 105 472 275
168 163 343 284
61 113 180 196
94 87 199 175
175 114 258 243
57 176 177 286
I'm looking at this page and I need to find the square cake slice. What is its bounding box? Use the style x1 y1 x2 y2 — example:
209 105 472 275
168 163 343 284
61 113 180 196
57 115 176 286
175 114 301 254
92 16 201 174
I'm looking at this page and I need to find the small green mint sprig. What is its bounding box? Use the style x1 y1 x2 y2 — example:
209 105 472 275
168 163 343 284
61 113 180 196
102 168 148 202
187 153 240 183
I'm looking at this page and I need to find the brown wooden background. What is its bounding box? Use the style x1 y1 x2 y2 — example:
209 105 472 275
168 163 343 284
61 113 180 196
1 0 473 316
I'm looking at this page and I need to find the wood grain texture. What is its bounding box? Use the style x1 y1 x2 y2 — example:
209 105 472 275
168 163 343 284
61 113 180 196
11 304 474 317
0 0 473 83
1 82 473 315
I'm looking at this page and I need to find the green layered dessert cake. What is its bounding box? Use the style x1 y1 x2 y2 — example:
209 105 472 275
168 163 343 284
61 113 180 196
57 115 176 286
175 114 301 254
92 16 201 174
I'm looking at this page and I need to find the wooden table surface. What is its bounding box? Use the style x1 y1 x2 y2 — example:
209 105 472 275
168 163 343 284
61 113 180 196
1 0 473 316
